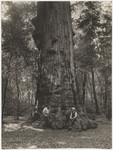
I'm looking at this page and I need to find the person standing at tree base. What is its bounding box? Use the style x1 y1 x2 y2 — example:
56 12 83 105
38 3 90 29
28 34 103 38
42 105 51 128
68 107 78 130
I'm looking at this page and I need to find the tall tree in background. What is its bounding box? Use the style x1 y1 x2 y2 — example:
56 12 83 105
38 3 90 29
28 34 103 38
97 6 112 118
2 1 37 118
32 2 76 113
76 2 101 114
72 1 111 117
2 2 28 116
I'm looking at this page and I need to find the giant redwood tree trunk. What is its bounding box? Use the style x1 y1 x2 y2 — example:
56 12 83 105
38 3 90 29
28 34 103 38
32 2 76 111
31 2 98 130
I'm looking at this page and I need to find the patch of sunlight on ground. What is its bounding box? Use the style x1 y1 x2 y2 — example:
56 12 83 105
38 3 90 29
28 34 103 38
17 146 24 149
3 121 44 132
57 141 66 145
17 145 38 149
28 145 38 149
79 136 94 139
4 124 21 132
22 125 44 132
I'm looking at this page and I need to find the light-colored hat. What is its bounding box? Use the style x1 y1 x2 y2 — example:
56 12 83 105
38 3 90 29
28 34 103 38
71 107 76 110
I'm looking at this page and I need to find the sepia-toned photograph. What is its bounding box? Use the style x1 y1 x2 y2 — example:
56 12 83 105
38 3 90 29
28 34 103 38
2 1 112 149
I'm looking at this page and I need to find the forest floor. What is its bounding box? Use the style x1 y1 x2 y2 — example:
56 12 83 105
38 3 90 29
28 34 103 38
2 116 112 149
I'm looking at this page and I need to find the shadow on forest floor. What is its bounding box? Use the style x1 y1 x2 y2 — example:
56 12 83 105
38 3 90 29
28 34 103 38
2 116 112 149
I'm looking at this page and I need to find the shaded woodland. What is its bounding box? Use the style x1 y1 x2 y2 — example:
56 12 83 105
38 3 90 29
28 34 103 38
2 1 112 123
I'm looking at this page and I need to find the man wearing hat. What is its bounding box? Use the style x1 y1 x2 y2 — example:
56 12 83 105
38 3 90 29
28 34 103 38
68 107 78 130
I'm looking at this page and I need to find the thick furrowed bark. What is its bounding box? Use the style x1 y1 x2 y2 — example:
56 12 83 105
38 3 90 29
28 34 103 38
32 2 76 110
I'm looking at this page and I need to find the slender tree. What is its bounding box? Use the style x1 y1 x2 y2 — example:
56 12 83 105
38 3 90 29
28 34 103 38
82 71 87 105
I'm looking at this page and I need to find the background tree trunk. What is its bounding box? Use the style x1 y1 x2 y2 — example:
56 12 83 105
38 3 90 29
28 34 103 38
2 78 8 114
82 71 87 105
91 70 99 115
32 2 76 111
104 80 107 113
15 59 20 120
104 78 111 119
2 55 12 117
